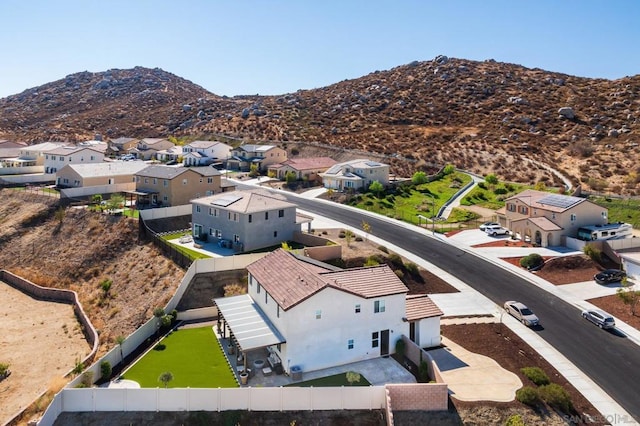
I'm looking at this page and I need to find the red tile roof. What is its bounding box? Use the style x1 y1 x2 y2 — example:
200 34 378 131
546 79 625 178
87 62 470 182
405 294 443 321
247 249 408 311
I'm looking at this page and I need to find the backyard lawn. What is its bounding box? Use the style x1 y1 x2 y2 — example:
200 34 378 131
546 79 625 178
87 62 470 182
122 326 238 388
286 372 371 387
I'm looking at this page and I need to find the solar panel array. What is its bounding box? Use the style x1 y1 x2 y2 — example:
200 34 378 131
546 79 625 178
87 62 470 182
211 194 242 207
537 194 582 209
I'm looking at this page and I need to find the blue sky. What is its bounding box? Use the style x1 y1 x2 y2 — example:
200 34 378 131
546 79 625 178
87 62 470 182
1 1 638 99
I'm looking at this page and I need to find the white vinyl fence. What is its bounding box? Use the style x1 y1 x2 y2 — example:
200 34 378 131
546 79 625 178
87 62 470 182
39 386 386 425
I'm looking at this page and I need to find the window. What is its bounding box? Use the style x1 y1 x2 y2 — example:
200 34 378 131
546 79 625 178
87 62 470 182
182 179 187 185
278 209 284 218
144 178 149 184
153 178 157 185
372 332 379 348
206 190 213 196
265 212 269 220
248 214 252 223
207 177 213 184
374 299 385 313
163 180 168 187
234 234 240 243
265 292 268 304
257 284 261 294
196 205 201 213
209 228 215 236
163 195 168 202
570 214 577 222
199 178 203 183
315 310 322 319
347 339 354 350
277 305 280 318
273 231 278 238
215 229 222 238
355 304 361 313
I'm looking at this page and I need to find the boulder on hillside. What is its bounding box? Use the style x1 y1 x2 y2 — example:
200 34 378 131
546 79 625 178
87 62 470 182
558 107 575 119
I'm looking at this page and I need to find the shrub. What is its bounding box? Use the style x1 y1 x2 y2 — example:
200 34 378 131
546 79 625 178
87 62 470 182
395 338 406 357
0 363 9 376
388 253 403 268
516 386 540 406
364 257 380 267
80 371 94 388
539 383 573 413
521 367 550 386
153 307 165 318
418 360 430 382
100 361 112 380
377 245 389 253
404 262 419 277
583 244 601 262
394 269 404 279
477 182 487 190
355 236 363 242
504 414 525 426
493 187 508 195
520 253 544 270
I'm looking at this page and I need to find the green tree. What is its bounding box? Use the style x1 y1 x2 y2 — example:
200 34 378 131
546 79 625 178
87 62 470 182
100 361 112 380
158 371 174 388
534 181 547 191
369 180 384 197
285 171 297 185
345 371 361 386
248 164 259 178
443 164 455 175
616 277 640 315
100 278 112 297
106 194 125 213
485 174 499 185
91 194 103 205
412 171 428 185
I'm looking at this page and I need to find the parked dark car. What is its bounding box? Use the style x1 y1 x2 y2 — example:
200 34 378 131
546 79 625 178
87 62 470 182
593 269 626 285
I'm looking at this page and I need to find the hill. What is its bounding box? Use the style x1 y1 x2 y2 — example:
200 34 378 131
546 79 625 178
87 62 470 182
0 189 184 354
1 58 639 193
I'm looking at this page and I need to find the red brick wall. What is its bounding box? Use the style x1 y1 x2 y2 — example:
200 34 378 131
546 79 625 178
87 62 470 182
385 383 449 411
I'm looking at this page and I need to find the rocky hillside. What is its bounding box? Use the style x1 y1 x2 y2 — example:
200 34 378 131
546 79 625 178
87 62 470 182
1 58 639 193
0 189 184 355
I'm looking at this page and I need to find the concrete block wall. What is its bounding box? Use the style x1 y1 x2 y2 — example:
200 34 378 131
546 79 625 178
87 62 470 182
385 383 449 411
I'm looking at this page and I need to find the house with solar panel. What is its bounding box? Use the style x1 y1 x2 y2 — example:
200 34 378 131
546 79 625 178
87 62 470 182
214 248 443 376
190 189 311 252
319 159 390 191
497 189 610 247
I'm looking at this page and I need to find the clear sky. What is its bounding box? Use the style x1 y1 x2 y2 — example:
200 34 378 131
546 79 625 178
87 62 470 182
1 1 639 99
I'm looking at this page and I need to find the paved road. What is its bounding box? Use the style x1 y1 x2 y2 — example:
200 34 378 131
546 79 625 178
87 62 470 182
280 193 640 421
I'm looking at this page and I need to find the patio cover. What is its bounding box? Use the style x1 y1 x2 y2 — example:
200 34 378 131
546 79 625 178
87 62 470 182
214 294 286 351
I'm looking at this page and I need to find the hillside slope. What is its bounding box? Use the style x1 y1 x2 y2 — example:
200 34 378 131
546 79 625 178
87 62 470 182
0 190 184 354
1 58 639 192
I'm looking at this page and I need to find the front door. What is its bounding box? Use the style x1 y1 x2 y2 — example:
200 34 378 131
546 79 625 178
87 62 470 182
409 322 416 343
380 329 390 357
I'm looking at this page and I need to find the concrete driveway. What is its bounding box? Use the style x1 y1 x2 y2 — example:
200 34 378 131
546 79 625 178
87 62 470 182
428 337 522 402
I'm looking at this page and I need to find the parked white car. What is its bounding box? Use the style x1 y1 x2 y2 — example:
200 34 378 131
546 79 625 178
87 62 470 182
484 225 509 236
504 301 539 327
582 308 616 329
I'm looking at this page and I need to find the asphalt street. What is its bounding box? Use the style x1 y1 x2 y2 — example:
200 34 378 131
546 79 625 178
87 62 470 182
284 194 640 421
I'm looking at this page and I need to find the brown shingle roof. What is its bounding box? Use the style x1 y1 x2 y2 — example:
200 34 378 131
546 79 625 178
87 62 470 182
405 294 443 321
247 249 409 311
276 157 337 171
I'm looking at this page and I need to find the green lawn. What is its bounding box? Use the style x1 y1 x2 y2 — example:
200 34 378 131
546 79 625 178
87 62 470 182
285 372 371 387
349 171 472 225
590 196 640 229
459 181 528 210
122 326 238 388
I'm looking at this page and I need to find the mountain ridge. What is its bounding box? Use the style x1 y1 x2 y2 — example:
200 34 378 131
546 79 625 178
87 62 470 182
1 58 639 193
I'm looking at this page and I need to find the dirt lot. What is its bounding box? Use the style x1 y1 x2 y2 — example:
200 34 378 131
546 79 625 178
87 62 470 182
0 282 91 425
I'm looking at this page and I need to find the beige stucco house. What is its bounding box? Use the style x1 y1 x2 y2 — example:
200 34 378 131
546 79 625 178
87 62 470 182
320 159 390 191
227 144 287 172
134 165 235 207
56 162 149 188
496 189 608 247
130 138 175 161
106 137 139 158
268 156 337 181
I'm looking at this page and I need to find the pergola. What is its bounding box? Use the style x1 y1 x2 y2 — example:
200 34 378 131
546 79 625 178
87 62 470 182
213 294 285 373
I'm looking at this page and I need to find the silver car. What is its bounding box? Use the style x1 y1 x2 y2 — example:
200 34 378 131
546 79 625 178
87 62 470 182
504 301 539 327
582 308 616 329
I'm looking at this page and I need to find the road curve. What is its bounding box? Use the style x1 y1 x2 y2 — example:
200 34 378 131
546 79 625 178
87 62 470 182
282 194 640 421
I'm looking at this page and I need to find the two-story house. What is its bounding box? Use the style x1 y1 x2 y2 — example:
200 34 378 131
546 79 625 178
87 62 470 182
129 138 175 161
497 189 608 247
227 144 287 172
214 249 443 374
106 137 139 158
191 189 305 252
56 161 148 188
0 142 67 174
320 159 390 191
43 145 105 174
135 165 233 208
182 140 232 167
268 157 337 181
